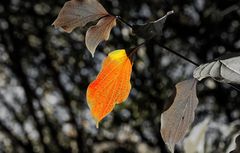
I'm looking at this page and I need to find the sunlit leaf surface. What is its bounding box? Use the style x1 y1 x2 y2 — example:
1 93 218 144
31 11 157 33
87 49 132 127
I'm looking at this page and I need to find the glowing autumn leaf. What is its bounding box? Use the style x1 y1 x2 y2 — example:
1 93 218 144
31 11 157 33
52 0 109 33
87 49 132 127
86 16 116 57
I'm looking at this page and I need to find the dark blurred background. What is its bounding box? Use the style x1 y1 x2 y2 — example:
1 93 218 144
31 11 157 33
0 0 240 153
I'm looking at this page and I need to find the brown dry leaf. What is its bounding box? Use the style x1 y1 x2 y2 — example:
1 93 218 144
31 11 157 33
52 0 109 33
160 79 199 153
132 10 174 40
85 16 116 57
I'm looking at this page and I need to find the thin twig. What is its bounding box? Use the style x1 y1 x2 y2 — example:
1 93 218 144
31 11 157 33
229 84 240 92
158 44 200 66
128 41 147 57
116 16 133 28
158 44 240 92
117 13 240 92
156 10 175 22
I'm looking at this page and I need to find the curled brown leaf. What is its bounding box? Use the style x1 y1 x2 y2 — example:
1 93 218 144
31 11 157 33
85 15 116 57
193 55 240 84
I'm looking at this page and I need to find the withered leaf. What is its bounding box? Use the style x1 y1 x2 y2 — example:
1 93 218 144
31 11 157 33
52 0 109 33
85 15 116 57
161 79 199 153
132 10 174 40
193 55 240 84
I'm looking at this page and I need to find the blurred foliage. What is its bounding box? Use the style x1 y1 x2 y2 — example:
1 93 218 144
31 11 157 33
0 0 240 153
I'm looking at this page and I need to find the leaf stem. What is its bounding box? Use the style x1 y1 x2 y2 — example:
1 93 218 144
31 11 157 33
127 41 147 58
157 10 175 22
116 16 133 28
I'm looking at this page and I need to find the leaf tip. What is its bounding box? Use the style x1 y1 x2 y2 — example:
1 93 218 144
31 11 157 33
91 52 95 58
169 146 174 153
165 143 175 153
51 21 58 28
167 10 175 16
96 122 99 128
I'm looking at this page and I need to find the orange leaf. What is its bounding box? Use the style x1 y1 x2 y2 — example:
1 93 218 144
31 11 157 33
87 49 132 127
52 0 108 33
85 16 116 57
